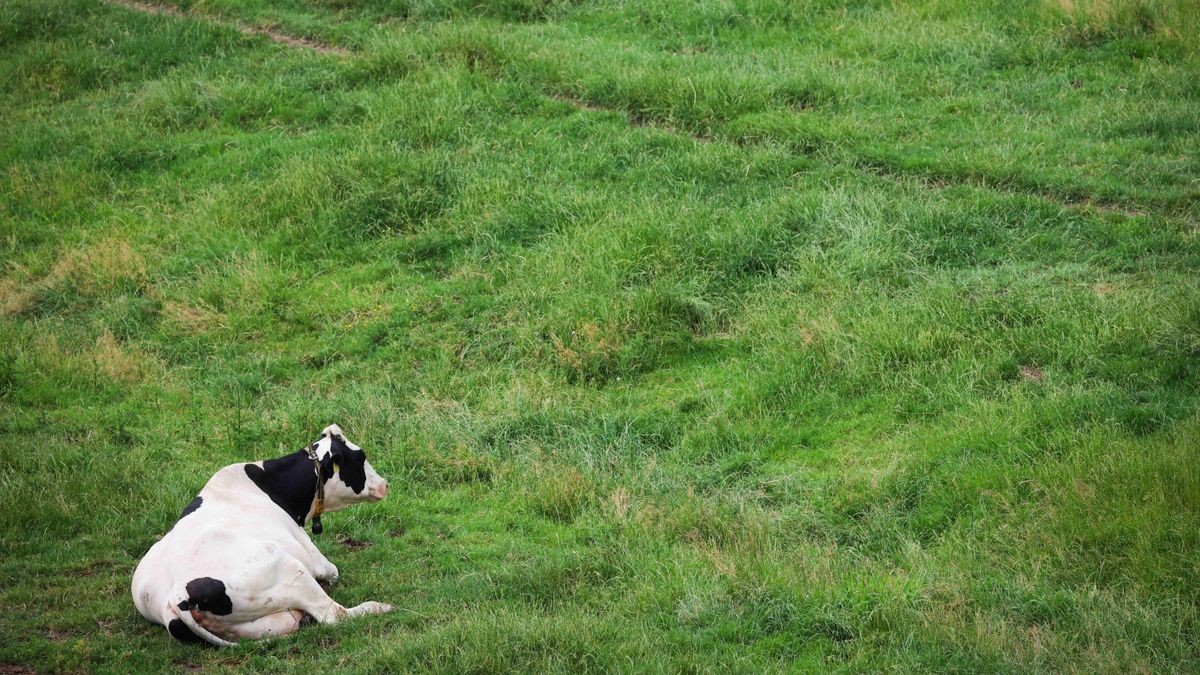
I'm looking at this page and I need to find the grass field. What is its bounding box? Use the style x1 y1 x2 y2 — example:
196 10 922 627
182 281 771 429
1 0 1199 671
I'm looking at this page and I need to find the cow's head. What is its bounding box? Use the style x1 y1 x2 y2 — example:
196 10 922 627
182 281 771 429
313 424 388 511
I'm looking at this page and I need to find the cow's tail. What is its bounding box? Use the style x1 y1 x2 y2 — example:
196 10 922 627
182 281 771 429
170 595 238 648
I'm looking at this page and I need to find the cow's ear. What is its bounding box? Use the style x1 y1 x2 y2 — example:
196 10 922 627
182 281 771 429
320 451 340 479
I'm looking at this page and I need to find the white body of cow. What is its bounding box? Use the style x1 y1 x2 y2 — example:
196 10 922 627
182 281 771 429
131 425 392 646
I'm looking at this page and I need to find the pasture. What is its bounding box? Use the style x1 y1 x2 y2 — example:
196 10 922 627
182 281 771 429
1 0 1198 671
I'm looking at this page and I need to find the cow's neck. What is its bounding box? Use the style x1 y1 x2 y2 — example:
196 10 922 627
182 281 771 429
244 450 320 527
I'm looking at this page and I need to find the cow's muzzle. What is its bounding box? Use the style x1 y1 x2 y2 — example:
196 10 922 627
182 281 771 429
367 481 388 501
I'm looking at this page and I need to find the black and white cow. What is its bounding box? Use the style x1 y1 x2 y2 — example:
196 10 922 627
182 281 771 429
132 424 392 646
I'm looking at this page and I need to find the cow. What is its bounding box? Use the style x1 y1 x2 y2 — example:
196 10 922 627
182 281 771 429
131 424 393 646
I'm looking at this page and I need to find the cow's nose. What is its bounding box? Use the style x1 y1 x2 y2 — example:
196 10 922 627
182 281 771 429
370 482 388 501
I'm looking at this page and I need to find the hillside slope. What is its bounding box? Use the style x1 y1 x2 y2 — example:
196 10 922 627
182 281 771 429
1 0 1198 670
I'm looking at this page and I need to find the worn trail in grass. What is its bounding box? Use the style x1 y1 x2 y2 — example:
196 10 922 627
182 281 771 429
1 0 1198 671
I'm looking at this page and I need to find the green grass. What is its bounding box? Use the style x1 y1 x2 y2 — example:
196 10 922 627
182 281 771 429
1 0 1198 671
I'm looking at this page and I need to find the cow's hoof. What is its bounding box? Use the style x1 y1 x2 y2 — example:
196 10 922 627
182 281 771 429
354 601 393 616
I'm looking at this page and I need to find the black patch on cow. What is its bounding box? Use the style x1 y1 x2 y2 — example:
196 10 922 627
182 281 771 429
183 577 233 616
245 449 320 527
327 434 367 494
177 496 203 522
168 618 203 643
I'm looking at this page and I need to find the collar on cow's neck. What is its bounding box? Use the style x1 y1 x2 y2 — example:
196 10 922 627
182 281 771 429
305 443 326 535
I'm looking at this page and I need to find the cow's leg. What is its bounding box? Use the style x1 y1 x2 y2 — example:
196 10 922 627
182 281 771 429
310 553 338 585
223 610 306 640
180 549 390 642
285 531 339 585
268 555 392 625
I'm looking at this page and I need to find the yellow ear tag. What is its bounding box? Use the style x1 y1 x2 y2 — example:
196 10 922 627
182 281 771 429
332 462 340 474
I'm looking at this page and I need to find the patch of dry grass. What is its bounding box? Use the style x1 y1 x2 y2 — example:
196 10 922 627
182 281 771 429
49 237 148 293
26 330 159 385
550 322 623 378
0 276 37 317
522 462 594 521
1052 0 1200 48
2 238 150 317
161 299 227 334
92 331 156 384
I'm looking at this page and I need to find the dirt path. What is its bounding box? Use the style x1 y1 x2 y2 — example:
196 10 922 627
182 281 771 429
102 0 350 56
